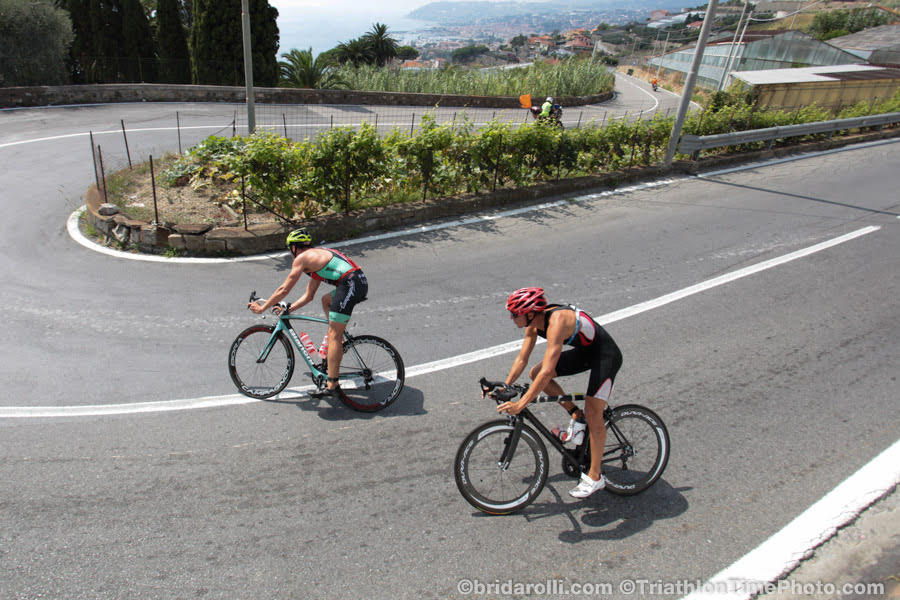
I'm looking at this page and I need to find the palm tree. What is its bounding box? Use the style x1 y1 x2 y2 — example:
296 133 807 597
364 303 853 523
278 48 346 89
335 38 375 68
363 23 399 67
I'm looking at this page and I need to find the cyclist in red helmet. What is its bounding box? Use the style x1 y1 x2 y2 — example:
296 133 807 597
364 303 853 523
498 287 623 498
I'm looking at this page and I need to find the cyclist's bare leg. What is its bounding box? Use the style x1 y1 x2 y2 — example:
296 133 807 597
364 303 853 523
527 363 584 420
319 292 344 391
325 321 346 390
320 292 332 316
583 395 607 481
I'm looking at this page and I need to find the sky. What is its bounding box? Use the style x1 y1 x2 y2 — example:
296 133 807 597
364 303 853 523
269 0 432 56
268 0 541 56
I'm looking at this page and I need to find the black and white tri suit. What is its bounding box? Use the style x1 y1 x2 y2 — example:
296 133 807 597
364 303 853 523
536 304 623 401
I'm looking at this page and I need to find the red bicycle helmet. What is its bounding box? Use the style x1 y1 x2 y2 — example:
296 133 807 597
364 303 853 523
506 287 548 316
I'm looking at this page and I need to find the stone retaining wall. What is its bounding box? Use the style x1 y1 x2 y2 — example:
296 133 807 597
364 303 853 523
0 83 612 109
80 125 900 257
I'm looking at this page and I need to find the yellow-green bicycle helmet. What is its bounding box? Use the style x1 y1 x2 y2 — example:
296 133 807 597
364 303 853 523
286 228 313 248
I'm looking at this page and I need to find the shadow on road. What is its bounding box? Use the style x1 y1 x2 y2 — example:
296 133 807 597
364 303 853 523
518 477 690 544
261 384 426 421
703 178 900 218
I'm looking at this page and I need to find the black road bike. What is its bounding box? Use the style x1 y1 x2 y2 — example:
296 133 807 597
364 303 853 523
454 378 670 514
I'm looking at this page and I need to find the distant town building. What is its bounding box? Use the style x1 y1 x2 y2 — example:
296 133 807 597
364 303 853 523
528 36 555 53
648 13 692 29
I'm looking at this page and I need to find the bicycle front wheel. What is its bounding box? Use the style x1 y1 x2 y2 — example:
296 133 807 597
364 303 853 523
454 420 549 515
335 335 404 412
602 405 670 495
228 325 295 399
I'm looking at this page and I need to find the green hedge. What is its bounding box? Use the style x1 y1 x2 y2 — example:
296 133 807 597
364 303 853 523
163 92 900 221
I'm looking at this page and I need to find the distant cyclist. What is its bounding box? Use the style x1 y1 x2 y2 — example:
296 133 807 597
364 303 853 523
249 228 368 398
496 287 623 498
540 96 554 118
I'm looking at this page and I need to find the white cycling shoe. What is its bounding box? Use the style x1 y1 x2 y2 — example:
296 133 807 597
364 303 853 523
553 417 586 446
569 473 606 498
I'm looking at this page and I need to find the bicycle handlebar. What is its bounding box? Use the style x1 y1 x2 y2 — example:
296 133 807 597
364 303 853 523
248 291 290 315
479 377 527 403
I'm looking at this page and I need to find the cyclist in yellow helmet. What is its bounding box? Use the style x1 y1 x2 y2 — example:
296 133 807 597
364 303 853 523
250 228 368 398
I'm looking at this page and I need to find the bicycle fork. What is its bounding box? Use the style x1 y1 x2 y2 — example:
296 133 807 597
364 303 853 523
498 416 525 470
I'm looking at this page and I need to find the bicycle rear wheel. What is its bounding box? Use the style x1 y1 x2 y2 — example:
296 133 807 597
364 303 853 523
454 420 549 515
335 335 404 412
602 405 670 495
228 325 295 399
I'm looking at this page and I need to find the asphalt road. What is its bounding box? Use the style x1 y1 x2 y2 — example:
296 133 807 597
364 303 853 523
0 80 896 599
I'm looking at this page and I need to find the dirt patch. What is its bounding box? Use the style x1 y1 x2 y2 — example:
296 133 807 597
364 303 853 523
105 157 281 228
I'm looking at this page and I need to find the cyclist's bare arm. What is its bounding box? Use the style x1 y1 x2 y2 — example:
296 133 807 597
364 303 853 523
288 277 321 313
249 258 306 314
505 328 538 385
521 336 564 405
520 311 573 404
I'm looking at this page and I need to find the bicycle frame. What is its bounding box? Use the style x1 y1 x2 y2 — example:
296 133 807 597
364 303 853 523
259 312 325 370
495 393 628 474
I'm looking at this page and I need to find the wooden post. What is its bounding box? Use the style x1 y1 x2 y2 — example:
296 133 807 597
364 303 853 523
121 120 132 169
150 155 159 224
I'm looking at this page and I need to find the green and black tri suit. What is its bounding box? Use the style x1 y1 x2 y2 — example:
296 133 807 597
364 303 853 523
309 248 368 324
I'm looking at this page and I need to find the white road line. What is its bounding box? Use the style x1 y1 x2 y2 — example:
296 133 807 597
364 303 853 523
680 437 900 600
1 224 880 418
0 125 229 149
614 72 660 111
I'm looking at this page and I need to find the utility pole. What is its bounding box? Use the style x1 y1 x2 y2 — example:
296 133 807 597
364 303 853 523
241 0 256 135
663 0 720 167
717 0 748 90
721 10 752 91
656 30 671 79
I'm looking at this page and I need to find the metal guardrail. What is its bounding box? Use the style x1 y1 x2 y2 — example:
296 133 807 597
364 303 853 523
677 112 900 159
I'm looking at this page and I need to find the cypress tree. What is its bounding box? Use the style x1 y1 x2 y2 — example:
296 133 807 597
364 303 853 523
63 0 95 82
89 0 122 82
190 0 278 86
156 0 191 82
249 0 279 87
61 0 157 82
121 0 158 82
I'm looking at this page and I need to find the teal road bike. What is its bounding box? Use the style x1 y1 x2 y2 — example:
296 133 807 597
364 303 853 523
228 292 405 412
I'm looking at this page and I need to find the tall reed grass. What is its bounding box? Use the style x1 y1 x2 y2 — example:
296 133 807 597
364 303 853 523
336 58 615 97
